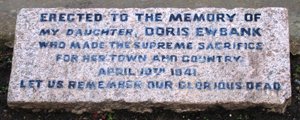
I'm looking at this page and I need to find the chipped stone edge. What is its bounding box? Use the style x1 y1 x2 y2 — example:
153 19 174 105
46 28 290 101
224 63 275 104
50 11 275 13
7 98 291 114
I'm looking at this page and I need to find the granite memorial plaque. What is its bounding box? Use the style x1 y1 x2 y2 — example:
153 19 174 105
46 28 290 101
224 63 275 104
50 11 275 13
8 8 291 113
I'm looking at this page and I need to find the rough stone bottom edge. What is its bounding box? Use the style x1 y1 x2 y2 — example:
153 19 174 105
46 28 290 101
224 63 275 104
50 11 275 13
7 98 291 114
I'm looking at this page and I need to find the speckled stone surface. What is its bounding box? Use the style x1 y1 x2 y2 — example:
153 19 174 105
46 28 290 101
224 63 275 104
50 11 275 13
8 8 290 113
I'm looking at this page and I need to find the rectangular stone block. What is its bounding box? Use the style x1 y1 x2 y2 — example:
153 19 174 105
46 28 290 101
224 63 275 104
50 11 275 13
8 8 291 113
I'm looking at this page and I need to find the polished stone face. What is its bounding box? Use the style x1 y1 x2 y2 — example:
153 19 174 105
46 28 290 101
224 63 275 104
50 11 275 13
8 8 290 113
